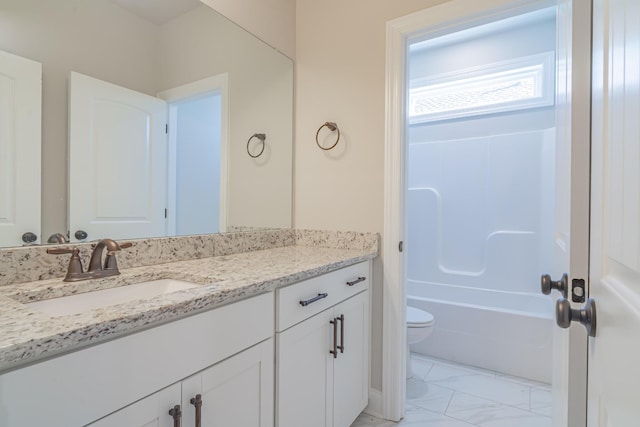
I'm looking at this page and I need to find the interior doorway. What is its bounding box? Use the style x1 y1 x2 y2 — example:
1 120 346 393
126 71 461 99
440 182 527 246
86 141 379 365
383 1 591 425
158 73 229 235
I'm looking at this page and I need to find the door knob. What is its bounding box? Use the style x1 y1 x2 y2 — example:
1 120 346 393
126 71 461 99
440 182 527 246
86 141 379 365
21 232 38 243
555 297 596 337
541 273 569 298
74 230 88 240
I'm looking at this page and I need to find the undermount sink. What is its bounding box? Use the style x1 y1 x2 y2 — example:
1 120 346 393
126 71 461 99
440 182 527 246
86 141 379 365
26 279 200 317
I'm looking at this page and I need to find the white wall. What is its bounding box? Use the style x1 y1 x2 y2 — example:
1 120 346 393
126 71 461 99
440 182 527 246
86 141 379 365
294 0 451 392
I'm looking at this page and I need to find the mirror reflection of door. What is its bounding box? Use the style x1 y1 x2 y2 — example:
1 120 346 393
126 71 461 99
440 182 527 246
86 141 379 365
0 50 41 247
68 71 228 242
68 71 168 242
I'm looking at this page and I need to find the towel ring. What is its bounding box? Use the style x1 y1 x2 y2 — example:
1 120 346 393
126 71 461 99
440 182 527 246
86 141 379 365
247 133 266 158
315 122 340 151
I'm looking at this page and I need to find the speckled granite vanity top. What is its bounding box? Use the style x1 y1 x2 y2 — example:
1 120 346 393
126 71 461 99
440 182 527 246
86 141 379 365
0 245 376 372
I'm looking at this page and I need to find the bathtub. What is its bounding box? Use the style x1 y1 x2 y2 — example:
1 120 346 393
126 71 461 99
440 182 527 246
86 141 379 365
407 279 554 383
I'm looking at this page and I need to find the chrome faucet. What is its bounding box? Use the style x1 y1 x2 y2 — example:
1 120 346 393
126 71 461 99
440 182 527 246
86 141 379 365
47 239 132 282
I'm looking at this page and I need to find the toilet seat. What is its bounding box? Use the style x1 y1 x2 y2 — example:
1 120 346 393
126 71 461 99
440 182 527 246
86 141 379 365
407 306 434 327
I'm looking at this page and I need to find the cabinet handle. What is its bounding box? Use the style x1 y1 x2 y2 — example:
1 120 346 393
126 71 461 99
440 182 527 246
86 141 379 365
329 318 338 358
169 404 182 427
190 394 202 427
346 277 366 286
300 293 328 307
337 314 345 353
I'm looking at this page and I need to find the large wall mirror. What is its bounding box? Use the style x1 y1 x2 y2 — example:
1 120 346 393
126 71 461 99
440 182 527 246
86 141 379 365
0 0 293 248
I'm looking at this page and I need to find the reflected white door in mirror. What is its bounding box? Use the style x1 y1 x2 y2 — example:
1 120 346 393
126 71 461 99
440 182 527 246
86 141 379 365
0 50 41 247
68 72 227 243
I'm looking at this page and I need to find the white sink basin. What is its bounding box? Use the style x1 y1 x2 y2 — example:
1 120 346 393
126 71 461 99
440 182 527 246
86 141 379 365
26 279 200 317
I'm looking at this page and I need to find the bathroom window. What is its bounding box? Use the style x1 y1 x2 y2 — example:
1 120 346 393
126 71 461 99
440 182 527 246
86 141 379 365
408 52 554 123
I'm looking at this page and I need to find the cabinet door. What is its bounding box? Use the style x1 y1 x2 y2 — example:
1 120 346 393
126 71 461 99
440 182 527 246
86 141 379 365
182 339 274 427
333 291 369 427
277 309 334 427
87 383 181 427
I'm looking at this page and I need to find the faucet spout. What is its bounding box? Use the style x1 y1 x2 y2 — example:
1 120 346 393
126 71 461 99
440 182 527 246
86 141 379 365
87 239 132 277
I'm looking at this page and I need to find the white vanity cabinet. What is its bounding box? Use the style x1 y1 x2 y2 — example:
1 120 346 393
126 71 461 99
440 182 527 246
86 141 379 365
90 339 274 427
0 292 273 427
276 261 370 427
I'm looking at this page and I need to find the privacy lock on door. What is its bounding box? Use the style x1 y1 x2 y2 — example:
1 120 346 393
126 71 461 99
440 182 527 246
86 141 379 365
540 274 597 337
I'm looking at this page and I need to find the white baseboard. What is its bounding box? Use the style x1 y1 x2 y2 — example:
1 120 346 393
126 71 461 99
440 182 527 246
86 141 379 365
363 388 384 419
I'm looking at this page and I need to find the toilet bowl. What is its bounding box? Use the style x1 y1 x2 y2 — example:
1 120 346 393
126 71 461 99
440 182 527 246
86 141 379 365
406 306 434 378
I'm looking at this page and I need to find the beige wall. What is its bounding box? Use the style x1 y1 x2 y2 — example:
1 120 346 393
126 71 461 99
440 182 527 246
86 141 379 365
200 0 296 59
294 0 451 391
0 0 293 242
159 5 294 230
0 0 159 240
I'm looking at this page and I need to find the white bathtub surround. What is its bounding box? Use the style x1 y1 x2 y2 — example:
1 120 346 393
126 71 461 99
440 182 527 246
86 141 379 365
0 231 378 372
404 129 556 384
407 281 553 383
351 354 551 427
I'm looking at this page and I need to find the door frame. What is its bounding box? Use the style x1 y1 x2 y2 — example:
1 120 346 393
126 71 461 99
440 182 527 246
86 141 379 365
382 0 590 422
157 73 230 234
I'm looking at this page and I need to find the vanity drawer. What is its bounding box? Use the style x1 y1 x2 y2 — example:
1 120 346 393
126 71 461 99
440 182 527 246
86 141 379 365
276 261 369 332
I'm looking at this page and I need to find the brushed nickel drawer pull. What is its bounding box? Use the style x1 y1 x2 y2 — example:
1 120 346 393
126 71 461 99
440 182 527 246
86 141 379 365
190 394 202 427
169 404 182 427
329 317 338 358
346 277 366 286
299 293 328 307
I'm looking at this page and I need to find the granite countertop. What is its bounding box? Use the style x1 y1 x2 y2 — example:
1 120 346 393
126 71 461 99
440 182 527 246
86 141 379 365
0 245 376 373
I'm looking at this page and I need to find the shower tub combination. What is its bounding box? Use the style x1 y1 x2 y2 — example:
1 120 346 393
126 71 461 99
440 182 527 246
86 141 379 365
407 280 553 383
406 130 556 384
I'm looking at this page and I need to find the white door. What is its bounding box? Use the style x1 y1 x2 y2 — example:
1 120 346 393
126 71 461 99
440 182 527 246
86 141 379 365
333 292 369 427
277 308 334 427
587 0 640 424
0 50 41 246
181 339 274 427
87 383 180 427
549 1 592 427
68 72 167 242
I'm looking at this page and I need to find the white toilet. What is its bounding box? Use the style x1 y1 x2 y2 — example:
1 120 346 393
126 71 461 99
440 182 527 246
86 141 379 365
406 306 435 378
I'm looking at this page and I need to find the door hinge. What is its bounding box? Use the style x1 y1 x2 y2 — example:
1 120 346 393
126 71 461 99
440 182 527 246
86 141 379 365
165 124 168 134
164 208 167 218
398 241 404 252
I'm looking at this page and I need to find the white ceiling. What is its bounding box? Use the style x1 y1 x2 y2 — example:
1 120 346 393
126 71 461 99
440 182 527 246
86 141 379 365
109 0 203 25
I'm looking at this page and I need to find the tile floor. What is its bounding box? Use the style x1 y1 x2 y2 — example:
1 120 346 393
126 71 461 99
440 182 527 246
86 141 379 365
351 354 552 427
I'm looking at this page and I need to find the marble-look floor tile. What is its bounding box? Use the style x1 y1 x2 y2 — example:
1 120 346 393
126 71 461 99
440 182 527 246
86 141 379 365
401 405 478 426
409 356 434 380
352 355 553 427
350 413 396 427
528 387 553 417
427 370 530 407
408 383 455 414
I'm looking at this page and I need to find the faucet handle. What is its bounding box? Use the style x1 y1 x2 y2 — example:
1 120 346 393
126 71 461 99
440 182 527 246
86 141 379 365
47 247 77 256
47 247 85 281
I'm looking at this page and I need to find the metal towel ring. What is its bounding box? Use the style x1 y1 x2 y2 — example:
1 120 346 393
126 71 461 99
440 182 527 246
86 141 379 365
247 133 266 158
315 122 340 150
